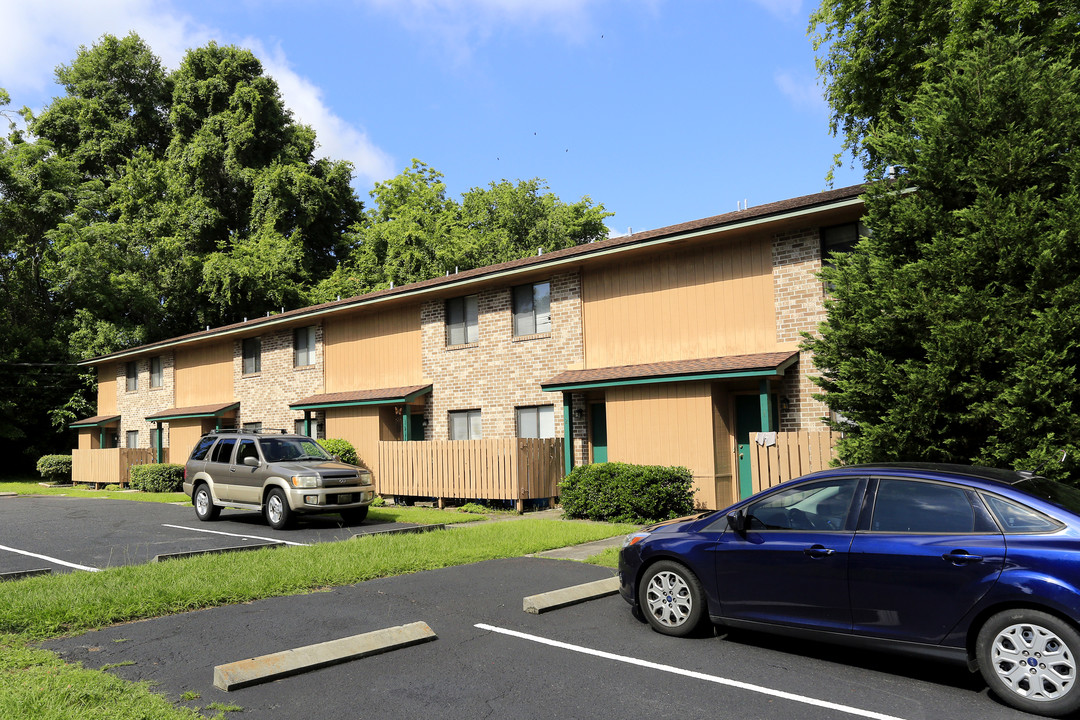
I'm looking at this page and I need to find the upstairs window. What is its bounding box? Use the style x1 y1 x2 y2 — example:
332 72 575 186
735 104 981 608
294 326 316 367
446 295 479 346
449 409 482 440
512 281 551 336
150 356 163 388
125 361 137 392
242 337 261 375
821 222 869 267
516 405 555 439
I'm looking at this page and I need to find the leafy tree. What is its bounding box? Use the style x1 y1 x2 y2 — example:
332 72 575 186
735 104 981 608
805 14 1080 477
314 160 612 299
809 0 1080 176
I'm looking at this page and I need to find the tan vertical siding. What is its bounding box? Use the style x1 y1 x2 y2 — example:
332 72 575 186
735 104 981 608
324 406 383 477
175 342 233 406
98 365 117 414
323 305 422 392
605 382 719 508
168 418 213 461
582 239 778 368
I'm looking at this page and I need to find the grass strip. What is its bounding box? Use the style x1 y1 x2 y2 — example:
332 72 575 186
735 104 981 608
0 634 218 720
0 519 635 640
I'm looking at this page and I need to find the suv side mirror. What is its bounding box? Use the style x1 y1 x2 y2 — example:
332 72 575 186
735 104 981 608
243 455 260 467
727 509 747 535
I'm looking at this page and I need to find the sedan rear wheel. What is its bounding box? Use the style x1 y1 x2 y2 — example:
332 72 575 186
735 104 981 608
638 560 706 637
976 609 1080 717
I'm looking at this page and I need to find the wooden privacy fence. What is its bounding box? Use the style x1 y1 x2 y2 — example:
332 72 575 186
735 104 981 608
377 438 564 511
749 431 839 494
72 447 162 487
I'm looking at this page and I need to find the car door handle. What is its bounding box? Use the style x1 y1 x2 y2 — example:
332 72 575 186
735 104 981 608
941 550 983 564
804 544 835 558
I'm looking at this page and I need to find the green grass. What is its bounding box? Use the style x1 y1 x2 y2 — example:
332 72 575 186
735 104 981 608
0 478 189 504
0 519 634 640
0 517 633 718
583 546 621 568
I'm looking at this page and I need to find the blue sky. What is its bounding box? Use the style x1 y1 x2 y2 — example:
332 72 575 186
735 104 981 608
2 0 863 235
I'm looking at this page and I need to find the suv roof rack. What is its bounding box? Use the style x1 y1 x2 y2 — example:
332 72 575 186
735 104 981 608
205 428 289 436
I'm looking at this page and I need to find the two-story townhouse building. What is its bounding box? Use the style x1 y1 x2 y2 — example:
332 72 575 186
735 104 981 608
71 184 865 510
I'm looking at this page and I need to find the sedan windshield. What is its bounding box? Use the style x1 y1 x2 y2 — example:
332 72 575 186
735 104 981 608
257 437 333 463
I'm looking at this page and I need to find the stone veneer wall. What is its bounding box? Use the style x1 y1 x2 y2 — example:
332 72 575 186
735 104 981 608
115 352 175 451
233 324 325 433
420 272 585 457
772 227 831 431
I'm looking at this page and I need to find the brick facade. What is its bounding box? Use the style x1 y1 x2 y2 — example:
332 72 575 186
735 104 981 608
421 272 584 451
233 325 325 434
115 352 175 450
772 227 831 431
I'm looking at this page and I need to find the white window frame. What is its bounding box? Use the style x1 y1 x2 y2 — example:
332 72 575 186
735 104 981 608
449 409 482 440
516 405 555 439
446 295 479 346
294 326 316 367
512 282 551 336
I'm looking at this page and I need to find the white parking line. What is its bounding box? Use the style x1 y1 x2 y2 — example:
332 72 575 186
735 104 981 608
162 524 310 547
0 544 99 572
474 624 908 720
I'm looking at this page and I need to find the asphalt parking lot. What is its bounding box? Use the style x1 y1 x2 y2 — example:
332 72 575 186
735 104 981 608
42 554 1038 720
0 494 423 575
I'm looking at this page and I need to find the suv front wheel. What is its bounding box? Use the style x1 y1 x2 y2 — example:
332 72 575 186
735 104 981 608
264 488 294 530
193 484 220 521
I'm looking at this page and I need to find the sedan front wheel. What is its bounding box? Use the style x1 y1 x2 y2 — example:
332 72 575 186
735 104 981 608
976 609 1080 717
638 560 706 637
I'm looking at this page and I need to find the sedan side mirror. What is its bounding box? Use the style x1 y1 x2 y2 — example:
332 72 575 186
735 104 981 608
727 509 748 535
243 455 260 467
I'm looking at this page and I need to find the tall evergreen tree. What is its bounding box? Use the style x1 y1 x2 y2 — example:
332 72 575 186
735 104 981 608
806 5 1080 477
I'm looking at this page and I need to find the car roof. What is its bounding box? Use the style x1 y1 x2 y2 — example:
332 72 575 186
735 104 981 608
836 462 1031 487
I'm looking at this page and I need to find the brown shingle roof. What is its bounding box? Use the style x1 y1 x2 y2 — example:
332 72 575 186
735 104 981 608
542 351 799 389
291 385 432 409
145 402 240 421
70 414 120 428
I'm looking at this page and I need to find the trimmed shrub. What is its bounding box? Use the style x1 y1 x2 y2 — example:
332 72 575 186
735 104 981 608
559 462 694 524
36 455 72 483
319 438 359 466
129 464 184 493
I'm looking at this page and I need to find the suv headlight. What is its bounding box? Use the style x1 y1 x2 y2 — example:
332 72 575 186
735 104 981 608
290 475 320 488
358 471 373 486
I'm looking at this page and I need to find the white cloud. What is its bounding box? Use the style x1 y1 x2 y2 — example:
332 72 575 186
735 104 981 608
774 70 827 114
360 0 607 61
254 42 396 185
749 0 802 22
0 0 394 185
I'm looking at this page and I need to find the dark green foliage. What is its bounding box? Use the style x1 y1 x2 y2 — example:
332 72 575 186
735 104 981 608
36 455 72 483
806 15 1080 479
128 464 183 493
559 462 694 523
319 438 358 466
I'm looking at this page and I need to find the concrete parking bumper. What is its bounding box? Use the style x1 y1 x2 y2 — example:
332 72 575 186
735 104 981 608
523 576 621 614
213 621 437 691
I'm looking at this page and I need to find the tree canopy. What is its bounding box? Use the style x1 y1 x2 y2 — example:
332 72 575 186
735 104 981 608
0 33 611 468
806 3 1080 478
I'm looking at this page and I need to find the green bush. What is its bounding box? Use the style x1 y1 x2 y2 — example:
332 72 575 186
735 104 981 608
129 464 184 493
559 462 694 524
36 455 72 483
319 438 359 465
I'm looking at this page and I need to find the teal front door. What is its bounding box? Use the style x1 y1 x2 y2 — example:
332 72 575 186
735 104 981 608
590 404 608 463
735 395 761 499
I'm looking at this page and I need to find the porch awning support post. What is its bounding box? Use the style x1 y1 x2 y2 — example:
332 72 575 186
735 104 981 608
563 392 573 477
759 378 774 432
304 410 312 438
155 421 164 463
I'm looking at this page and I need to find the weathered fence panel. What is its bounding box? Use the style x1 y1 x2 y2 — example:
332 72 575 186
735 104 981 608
72 447 161 487
377 438 563 509
749 431 838 494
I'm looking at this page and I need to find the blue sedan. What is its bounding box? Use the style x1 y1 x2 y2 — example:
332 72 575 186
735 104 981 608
618 463 1080 717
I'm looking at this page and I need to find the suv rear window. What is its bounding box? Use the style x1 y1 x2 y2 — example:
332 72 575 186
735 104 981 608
190 436 216 461
210 438 236 464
